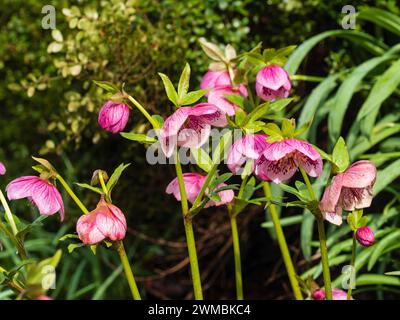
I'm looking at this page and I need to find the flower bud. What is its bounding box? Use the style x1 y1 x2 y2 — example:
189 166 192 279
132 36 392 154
91 169 109 186
98 101 130 133
356 226 375 247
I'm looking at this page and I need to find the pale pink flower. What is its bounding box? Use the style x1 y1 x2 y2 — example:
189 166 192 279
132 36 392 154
159 103 227 158
319 160 377 226
256 65 291 101
36 295 53 300
98 100 130 133
356 226 375 247
166 173 234 208
208 86 248 116
312 288 352 300
0 162 5 175
6 176 64 220
227 134 269 175
76 198 127 245
254 138 322 183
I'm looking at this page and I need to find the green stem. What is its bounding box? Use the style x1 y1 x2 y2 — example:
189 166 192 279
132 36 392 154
0 189 18 235
347 232 357 300
299 166 332 300
191 163 218 210
263 182 303 300
56 174 89 214
229 209 243 300
0 220 27 260
127 95 159 129
118 241 141 300
175 152 203 300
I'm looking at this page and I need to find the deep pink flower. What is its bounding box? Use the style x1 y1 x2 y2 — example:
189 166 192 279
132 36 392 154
319 160 377 226
312 288 352 300
166 173 234 208
159 103 227 158
227 134 269 175
200 70 232 95
6 176 64 220
254 138 322 183
208 86 248 116
256 65 291 101
76 198 127 245
356 226 375 247
0 162 5 175
98 100 130 133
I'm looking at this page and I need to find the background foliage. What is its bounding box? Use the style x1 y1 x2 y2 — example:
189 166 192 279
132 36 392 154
1 0 400 299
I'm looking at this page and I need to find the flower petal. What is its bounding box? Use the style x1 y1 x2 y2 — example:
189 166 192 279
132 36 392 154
77 213 105 245
6 176 39 200
341 160 377 188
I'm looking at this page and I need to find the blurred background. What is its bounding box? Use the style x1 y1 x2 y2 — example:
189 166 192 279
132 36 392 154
1 0 400 299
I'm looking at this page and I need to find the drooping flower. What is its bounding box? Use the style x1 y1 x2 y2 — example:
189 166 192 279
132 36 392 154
159 103 227 158
255 65 291 101
319 160 377 226
0 162 5 175
356 226 375 247
6 176 64 220
312 288 352 300
166 172 234 208
98 100 130 133
200 70 232 94
227 134 269 175
208 86 248 116
254 138 322 183
76 198 127 245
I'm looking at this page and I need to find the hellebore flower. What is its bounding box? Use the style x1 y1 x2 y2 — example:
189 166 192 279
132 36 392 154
312 288 352 300
200 70 232 95
0 162 5 175
208 86 248 116
76 198 127 245
159 103 227 158
6 176 64 220
166 172 234 208
98 100 130 133
319 160 377 226
227 134 269 175
255 65 291 101
254 138 322 183
356 226 375 247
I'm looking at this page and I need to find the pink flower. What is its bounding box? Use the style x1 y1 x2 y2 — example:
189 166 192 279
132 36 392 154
98 100 130 133
159 103 227 158
227 134 269 175
6 176 64 220
356 226 375 247
256 65 291 101
208 86 248 116
36 295 53 300
76 198 127 245
166 173 234 208
200 70 232 95
312 288 352 300
319 160 377 226
0 162 5 175
254 138 322 183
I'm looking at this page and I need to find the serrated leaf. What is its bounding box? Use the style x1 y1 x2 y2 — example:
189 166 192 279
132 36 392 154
158 73 178 106
178 63 190 98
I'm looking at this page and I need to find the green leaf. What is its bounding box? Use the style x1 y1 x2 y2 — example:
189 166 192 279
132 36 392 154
180 89 208 106
356 274 400 287
281 118 296 137
190 147 213 173
158 73 178 106
357 7 400 36
234 108 247 126
178 63 190 98
75 183 103 194
198 38 226 62
68 243 84 253
27 250 62 285
59 234 79 241
331 137 350 173
120 132 157 144
32 156 55 172
385 271 400 276
268 98 293 113
368 229 400 270
106 163 131 196
151 115 164 128
224 93 245 109
93 80 119 94
373 159 400 195
212 130 232 164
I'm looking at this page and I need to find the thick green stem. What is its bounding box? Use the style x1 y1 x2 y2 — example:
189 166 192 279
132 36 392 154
127 95 159 129
263 182 303 300
118 241 141 300
347 232 357 300
299 166 332 300
56 174 89 214
229 211 243 300
0 189 18 236
175 152 203 300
